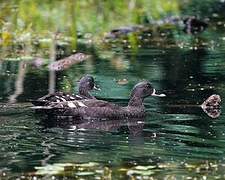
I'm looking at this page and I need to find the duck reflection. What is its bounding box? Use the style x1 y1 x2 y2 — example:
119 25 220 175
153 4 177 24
40 116 145 137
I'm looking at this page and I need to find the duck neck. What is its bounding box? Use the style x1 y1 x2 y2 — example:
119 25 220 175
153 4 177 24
79 88 92 98
128 95 144 107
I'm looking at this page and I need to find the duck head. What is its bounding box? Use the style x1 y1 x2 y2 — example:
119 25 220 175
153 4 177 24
129 81 165 106
79 75 94 90
78 75 99 97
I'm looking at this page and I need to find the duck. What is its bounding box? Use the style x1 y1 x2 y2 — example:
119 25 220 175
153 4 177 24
33 81 166 119
31 75 98 106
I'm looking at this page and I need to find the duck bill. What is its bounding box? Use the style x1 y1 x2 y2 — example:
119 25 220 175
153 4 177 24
94 85 101 91
151 89 166 97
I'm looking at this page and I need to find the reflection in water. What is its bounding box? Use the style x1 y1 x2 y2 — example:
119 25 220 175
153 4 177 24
8 61 26 103
49 70 56 94
49 36 56 94
161 48 214 97
41 116 145 137
1 19 225 180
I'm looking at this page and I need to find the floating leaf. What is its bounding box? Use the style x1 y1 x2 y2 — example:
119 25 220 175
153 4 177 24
78 162 99 167
54 163 74 167
117 79 129 85
135 165 156 170
127 169 155 176
201 94 221 119
158 163 179 169
34 162 99 176
75 172 95 176
35 164 65 175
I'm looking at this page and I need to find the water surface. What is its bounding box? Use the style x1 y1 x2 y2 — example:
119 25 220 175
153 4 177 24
1 42 225 179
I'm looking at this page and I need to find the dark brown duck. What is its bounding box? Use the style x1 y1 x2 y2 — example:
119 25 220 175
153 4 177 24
31 75 98 106
33 81 166 119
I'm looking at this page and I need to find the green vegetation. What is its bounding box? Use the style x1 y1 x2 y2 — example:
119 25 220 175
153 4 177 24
1 0 224 59
0 0 181 55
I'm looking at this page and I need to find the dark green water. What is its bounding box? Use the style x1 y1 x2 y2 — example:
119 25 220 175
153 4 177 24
1 36 225 179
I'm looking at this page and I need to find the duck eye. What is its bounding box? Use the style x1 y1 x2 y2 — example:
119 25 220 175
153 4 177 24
143 87 148 93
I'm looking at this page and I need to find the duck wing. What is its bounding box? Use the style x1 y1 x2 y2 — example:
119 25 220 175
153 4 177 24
31 92 88 106
46 99 120 109
32 99 122 119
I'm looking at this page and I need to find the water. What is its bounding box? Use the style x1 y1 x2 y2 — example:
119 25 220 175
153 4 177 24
1 40 225 179
1 8 225 180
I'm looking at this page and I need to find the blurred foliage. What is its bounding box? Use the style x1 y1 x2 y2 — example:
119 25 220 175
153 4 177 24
0 0 181 51
0 0 224 59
